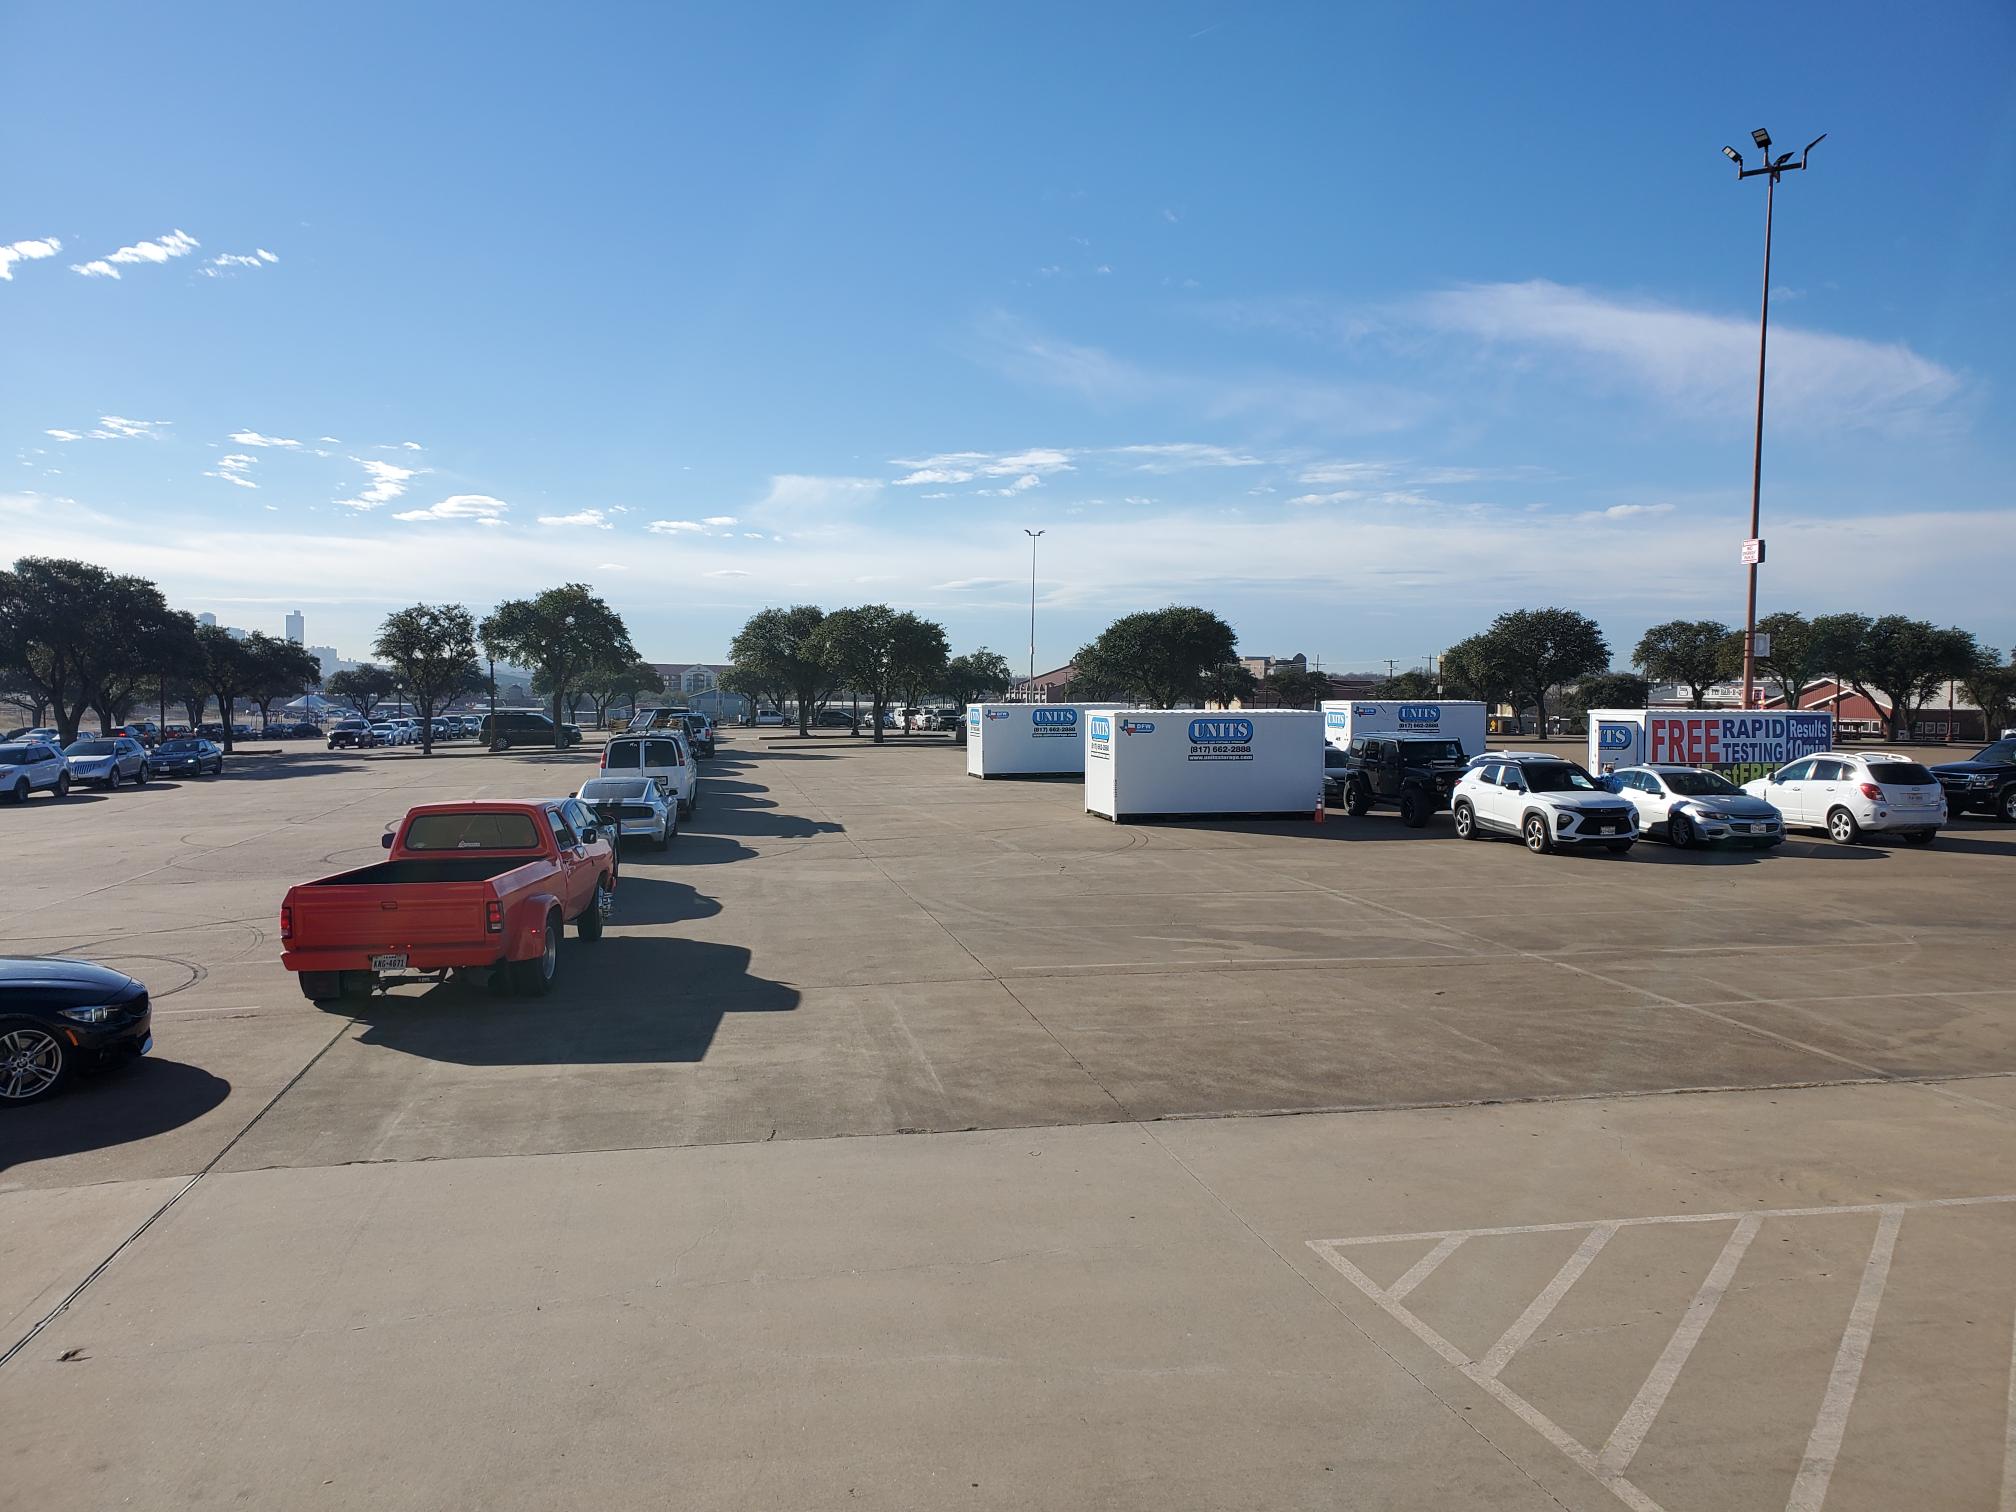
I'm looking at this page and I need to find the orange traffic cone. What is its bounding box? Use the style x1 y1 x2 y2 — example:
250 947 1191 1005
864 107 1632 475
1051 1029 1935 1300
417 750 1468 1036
1313 799 1325 825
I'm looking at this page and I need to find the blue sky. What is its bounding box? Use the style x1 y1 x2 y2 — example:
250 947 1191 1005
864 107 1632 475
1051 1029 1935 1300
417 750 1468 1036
5 2 2013 673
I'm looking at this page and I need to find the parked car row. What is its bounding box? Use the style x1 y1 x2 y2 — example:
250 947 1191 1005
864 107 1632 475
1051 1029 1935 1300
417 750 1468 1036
1 734 229 801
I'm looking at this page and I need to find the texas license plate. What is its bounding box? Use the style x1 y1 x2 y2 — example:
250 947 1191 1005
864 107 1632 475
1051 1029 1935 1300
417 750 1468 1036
1746 824 1767 833
370 953 408 972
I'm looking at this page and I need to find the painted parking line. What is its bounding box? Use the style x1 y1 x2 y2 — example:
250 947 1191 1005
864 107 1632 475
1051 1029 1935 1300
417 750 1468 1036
1311 1194 2016 1512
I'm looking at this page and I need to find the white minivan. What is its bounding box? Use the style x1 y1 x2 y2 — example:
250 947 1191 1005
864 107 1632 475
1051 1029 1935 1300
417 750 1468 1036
599 732 698 817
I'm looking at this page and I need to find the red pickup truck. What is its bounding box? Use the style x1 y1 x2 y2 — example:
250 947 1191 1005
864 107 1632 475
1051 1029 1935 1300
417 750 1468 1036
280 798 617 1001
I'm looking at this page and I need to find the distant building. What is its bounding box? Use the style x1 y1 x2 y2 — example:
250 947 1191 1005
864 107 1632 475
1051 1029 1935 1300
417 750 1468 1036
1010 664 1078 703
196 612 217 627
285 610 305 644
306 645 345 681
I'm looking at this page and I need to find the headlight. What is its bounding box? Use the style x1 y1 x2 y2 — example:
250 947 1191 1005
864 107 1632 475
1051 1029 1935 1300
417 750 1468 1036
1693 809 1733 821
59 1005 115 1024
1969 775 1994 787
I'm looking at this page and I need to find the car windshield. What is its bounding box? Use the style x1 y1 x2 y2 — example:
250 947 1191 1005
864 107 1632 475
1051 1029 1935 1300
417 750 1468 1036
1400 740 1465 763
66 740 118 755
1662 771 1742 796
1524 763 1600 792
1970 741 2015 764
160 739 205 753
401 812 542 850
1868 762 1935 785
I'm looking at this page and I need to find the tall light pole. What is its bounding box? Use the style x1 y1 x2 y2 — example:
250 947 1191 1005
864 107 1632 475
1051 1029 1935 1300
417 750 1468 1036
1724 126 1824 710
1023 528 1044 687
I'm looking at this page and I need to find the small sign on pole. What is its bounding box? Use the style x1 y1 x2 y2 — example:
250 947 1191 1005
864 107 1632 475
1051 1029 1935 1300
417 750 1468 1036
1740 538 1766 565
1752 632 1772 659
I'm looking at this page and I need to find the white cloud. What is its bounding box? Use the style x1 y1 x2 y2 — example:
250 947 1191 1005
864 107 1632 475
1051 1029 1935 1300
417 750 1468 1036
0 237 61 281
978 473 1042 497
1579 502 1675 521
204 454 258 489
646 519 704 534
399 441 422 451
1096 264 1112 275
742 531 765 539
934 577 1015 591
202 250 279 277
1115 442 1266 471
537 509 612 528
338 458 421 510
230 430 301 448
1298 461 1394 485
704 569 751 578
892 448 1074 486
89 416 170 440
744 474 884 534
701 515 738 526
44 428 82 441
71 229 200 279
1415 280 1964 432
596 562 629 570
894 466 974 486
392 494 508 525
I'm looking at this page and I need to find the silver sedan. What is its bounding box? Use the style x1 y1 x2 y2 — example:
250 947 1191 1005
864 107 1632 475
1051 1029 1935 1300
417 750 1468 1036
1604 764 1783 849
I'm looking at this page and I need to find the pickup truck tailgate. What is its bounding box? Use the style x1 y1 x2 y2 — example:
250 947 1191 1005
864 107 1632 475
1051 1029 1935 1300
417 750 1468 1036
292 884 492 949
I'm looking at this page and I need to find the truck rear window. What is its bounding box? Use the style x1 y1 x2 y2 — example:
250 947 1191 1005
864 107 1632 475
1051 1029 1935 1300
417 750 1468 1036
402 812 541 850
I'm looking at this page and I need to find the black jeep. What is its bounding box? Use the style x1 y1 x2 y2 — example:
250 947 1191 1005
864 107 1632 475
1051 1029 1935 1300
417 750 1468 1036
1332 735 1470 827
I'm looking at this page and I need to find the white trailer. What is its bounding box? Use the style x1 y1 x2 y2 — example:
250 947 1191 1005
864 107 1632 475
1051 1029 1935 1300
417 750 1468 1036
1587 708 1834 784
965 703 1125 778
1084 709 1324 821
1321 699 1489 755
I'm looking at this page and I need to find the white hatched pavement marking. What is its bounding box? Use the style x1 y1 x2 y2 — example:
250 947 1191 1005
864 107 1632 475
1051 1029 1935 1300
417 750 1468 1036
1312 1194 2016 1512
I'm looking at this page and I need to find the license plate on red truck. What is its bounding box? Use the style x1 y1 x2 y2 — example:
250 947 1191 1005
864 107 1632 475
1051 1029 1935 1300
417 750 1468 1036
370 953 408 972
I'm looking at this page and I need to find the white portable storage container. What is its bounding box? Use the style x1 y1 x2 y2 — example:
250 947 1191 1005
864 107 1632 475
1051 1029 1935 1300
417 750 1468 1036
1321 699 1488 755
965 703 1125 777
1587 708 1835 784
1084 709 1324 821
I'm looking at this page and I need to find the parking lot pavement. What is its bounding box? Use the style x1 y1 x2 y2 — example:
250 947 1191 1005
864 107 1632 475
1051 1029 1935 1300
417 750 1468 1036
3 736 2013 1508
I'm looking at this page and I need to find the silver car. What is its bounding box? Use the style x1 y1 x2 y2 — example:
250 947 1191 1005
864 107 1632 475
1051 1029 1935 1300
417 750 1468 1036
1 740 71 802
577 776 676 850
64 736 152 790
1606 763 1783 849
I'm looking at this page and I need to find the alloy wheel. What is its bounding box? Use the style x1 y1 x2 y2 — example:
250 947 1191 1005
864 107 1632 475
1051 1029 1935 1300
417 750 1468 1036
0 1027 64 1102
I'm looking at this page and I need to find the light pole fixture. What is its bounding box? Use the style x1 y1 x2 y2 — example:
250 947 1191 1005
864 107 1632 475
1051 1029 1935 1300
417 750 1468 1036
1723 126 1824 709
1023 528 1045 686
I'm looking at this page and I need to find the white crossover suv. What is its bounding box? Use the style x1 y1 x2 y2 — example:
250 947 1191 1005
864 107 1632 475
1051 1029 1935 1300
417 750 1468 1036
1743 751 1944 845
1451 752 1637 855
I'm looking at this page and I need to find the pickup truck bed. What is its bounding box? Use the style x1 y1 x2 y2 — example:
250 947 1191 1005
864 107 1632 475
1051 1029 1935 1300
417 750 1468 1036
298 857 536 887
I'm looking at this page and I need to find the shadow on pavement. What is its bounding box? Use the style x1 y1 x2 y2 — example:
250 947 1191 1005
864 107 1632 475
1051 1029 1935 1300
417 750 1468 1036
0 1058 231 1173
606 875 724 926
687 787 844 844
328 934 798 1066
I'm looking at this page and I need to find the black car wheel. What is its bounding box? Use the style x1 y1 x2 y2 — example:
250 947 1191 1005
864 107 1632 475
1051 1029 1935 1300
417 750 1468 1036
53 773 70 799
0 1022 70 1106
7 779 25 804
1343 780 1371 818
510 915 561 996
1826 807 1862 845
577 882 609 941
1669 812 1695 849
106 768 121 791
1523 814 1554 854
1453 801 1479 840
2001 786 2016 823
1398 788 1427 828
298 971 344 1002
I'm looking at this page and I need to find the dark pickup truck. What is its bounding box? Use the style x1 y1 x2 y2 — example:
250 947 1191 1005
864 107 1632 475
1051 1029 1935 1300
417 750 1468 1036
280 798 617 1001
1330 735 1470 827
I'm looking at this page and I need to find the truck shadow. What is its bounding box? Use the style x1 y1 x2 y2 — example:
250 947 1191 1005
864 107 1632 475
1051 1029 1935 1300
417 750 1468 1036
328 935 798 1066
0 1058 232 1173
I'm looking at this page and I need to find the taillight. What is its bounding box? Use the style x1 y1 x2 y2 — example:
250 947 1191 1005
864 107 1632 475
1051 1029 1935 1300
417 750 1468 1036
485 900 503 934
280 904 293 939
1858 783 1883 801
599 748 608 769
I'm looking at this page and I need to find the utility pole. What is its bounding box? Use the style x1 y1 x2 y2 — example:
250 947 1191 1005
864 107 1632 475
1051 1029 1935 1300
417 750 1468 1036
1723 126 1824 711
1023 528 1044 685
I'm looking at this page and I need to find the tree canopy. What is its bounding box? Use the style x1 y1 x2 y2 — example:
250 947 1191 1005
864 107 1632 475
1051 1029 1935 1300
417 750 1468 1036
1070 607 1239 707
1819 613 1981 740
1461 608 1610 730
809 604 947 744
1632 619 1737 708
941 648 1013 709
375 604 481 753
728 605 834 735
481 584 635 747
326 664 398 719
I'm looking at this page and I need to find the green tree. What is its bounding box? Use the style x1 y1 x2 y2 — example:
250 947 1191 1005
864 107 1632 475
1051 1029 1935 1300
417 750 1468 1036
243 635 324 732
326 664 398 720
376 604 481 754
728 605 833 736
1961 649 2015 738
588 658 665 728
481 584 636 748
1265 664 1332 709
1751 611 1828 710
1824 614 1981 740
1632 619 1737 708
1070 606 1239 707
1559 672 1652 723
1469 608 1610 732
941 648 1013 710
91 607 203 734
192 625 259 752
810 605 948 745
1377 669 1440 699
1198 661 1260 707
0 557 181 742
1438 632 1517 709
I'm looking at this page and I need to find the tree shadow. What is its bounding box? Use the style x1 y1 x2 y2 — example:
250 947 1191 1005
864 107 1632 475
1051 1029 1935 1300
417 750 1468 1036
0 1058 232 1173
687 786 845 844
323 935 798 1066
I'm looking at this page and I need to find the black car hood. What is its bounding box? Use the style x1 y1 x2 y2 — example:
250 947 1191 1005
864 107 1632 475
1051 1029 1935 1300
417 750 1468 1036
1930 759 2008 777
0 956 145 1009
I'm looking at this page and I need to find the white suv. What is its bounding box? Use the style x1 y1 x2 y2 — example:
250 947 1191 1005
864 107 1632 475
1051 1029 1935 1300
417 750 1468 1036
1743 751 1944 846
1451 752 1638 855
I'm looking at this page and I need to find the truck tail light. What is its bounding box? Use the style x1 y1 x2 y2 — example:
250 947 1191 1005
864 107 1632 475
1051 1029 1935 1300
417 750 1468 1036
280 904 293 940
486 900 504 934
599 747 608 770
1858 782 1884 801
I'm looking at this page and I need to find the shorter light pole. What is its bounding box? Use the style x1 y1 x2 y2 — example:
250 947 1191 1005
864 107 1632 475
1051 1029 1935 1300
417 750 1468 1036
1023 528 1045 685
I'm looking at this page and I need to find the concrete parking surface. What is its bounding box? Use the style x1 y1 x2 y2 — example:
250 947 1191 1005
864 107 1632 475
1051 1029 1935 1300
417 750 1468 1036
3 733 2013 1510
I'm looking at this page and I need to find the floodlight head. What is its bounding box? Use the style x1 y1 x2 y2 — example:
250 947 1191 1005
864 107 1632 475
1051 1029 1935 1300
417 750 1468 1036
1751 127 1772 151
1722 145 1743 164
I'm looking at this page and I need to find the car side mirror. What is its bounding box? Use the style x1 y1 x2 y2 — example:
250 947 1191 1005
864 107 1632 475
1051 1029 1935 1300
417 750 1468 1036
581 825 599 844
380 832 395 849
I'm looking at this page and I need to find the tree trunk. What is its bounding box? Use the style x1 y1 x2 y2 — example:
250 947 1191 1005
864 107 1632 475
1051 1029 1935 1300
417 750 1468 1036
419 694 434 755
872 696 885 745
219 697 236 752
550 687 565 748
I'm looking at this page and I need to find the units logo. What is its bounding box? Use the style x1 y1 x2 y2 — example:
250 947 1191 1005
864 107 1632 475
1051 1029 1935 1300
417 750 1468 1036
1088 714 1112 757
968 708 982 731
1187 716 1254 762
1396 704 1440 727
1030 707 1078 738
1325 710 1349 728
1596 722 1636 751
